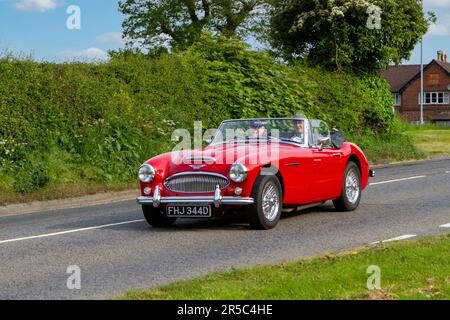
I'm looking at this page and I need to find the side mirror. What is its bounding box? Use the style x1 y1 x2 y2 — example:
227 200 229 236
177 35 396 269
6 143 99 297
317 137 331 151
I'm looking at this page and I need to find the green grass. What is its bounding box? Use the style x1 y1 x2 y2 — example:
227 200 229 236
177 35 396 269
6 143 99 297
0 179 136 206
118 234 450 300
349 133 424 165
405 126 450 158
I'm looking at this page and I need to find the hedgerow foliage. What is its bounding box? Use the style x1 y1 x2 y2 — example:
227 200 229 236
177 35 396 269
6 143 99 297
187 35 400 134
0 35 405 194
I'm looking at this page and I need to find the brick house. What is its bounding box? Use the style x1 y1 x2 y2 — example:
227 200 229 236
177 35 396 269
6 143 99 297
380 51 450 126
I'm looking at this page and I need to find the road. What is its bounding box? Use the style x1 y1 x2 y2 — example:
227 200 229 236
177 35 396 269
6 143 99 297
0 158 449 299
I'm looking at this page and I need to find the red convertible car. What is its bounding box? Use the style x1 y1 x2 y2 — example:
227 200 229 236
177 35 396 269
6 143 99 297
137 117 374 230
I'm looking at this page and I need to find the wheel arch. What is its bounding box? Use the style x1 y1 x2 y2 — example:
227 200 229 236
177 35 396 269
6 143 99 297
261 163 285 197
346 142 370 189
348 154 361 174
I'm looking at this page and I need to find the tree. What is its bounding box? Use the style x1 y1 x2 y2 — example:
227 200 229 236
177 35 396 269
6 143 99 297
269 0 432 73
118 0 269 52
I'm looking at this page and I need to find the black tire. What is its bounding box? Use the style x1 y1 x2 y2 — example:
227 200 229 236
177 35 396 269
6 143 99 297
246 175 283 230
142 206 177 227
333 161 361 211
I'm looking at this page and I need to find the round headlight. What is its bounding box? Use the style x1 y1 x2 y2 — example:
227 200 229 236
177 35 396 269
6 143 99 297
229 163 248 183
139 164 156 183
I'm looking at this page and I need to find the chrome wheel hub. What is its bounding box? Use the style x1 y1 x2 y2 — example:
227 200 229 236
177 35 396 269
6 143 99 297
345 169 360 204
262 182 280 221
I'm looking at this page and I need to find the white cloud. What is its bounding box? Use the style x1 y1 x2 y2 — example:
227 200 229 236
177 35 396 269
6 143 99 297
426 11 450 37
425 0 450 7
96 32 124 46
15 0 57 12
427 22 450 36
57 48 108 61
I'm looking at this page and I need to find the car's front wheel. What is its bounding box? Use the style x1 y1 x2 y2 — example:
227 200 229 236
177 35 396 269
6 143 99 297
142 206 177 227
246 175 283 230
333 161 361 211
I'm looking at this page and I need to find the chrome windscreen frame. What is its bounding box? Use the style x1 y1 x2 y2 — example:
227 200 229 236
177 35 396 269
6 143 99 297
208 117 311 149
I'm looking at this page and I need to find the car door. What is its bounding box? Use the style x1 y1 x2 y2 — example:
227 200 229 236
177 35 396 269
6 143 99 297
310 147 344 200
278 145 318 205
308 120 344 201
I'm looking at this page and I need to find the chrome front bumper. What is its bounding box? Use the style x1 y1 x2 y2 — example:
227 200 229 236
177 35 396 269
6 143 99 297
136 186 254 208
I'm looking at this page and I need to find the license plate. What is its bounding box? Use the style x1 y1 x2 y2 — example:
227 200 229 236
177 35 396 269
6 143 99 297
166 205 211 218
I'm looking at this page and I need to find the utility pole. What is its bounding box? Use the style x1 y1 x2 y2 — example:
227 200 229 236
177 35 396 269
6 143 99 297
420 0 424 125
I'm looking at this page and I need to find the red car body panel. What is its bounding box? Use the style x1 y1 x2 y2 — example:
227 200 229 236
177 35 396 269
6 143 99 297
139 140 370 207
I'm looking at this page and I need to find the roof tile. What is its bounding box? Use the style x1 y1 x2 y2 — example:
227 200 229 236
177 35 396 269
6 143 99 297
379 65 420 92
380 60 450 92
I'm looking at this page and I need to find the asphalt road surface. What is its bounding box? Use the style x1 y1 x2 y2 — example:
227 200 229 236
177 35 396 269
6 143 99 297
0 159 449 299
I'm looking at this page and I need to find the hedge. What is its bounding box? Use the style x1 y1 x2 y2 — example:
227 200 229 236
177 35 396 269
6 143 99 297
0 35 417 195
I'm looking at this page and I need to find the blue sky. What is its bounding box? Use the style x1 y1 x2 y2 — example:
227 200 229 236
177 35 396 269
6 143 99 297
0 0 449 63
0 0 124 61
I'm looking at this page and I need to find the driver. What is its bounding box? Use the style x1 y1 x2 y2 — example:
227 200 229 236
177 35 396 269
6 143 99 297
291 119 305 144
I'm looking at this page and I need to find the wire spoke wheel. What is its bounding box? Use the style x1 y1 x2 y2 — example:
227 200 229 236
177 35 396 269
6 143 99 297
333 161 361 212
262 182 280 221
345 169 360 204
247 175 283 230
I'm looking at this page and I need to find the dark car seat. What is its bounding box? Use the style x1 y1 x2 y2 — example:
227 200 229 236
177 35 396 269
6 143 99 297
330 131 346 149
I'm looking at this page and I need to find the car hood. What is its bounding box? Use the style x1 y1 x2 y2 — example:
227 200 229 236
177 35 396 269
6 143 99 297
158 142 284 177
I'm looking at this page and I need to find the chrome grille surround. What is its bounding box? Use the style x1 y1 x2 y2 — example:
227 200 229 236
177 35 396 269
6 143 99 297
164 172 229 193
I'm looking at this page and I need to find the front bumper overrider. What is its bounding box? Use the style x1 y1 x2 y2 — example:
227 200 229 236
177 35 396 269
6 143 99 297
136 186 254 208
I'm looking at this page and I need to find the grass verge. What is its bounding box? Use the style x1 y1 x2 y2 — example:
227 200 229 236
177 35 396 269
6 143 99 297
0 180 136 206
405 126 450 158
118 234 450 300
349 133 425 165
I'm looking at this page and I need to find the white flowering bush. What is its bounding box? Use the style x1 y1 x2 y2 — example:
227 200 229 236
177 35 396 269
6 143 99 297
0 138 27 166
291 0 375 33
270 0 430 72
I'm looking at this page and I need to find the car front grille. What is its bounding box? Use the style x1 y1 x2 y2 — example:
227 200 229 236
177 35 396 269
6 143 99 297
164 172 229 193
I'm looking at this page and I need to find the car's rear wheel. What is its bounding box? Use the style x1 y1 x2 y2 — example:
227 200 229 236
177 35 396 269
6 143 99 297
142 206 177 227
246 175 283 230
333 161 361 211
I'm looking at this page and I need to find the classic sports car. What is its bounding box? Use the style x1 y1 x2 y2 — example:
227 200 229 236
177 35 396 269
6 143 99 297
137 117 374 230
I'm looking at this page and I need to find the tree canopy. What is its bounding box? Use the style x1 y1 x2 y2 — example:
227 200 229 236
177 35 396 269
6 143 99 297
119 0 269 52
269 0 431 73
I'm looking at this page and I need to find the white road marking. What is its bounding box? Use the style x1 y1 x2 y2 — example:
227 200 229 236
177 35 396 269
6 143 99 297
439 223 450 228
370 234 417 245
370 175 426 186
0 219 145 245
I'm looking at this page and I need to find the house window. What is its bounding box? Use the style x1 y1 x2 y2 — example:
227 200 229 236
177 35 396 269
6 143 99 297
418 92 450 105
393 93 401 106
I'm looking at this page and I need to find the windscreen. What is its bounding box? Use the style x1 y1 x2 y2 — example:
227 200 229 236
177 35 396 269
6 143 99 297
210 119 307 145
